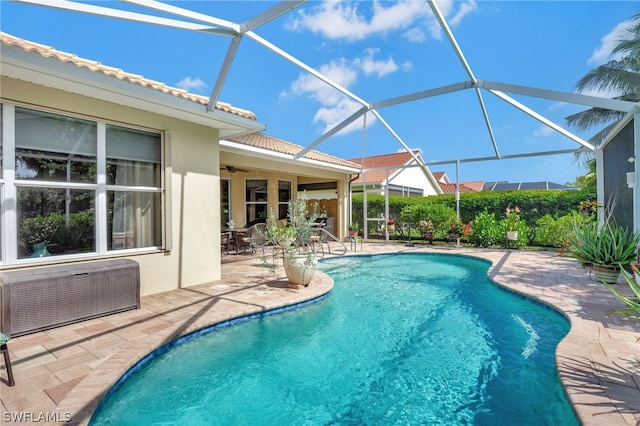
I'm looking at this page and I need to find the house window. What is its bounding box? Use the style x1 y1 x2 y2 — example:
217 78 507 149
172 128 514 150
245 179 267 226
106 125 161 250
15 108 97 258
278 180 292 219
221 178 230 227
1 104 164 263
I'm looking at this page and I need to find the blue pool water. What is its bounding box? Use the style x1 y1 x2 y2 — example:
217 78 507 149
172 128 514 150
91 253 577 425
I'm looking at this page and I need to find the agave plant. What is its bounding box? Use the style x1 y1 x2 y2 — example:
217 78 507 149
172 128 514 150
568 221 640 267
601 267 640 321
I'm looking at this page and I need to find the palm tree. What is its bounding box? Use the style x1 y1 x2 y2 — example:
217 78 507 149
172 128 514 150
566 13 640 134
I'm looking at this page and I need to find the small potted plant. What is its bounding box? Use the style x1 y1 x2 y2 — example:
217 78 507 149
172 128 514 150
579 200 599 216
387 218 395 232
267 220 297 248
419 220 434 243
505 205 520 241
348 222 359 237
447 216 464 239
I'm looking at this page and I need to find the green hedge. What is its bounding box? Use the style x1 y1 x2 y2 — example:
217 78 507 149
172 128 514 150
352 189 591 226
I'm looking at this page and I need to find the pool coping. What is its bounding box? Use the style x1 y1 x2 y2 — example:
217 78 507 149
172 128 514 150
1 244 639 425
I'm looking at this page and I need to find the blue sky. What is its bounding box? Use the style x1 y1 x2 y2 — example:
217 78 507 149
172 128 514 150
2 1 639 185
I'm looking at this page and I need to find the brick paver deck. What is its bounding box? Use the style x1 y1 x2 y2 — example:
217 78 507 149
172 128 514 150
1 243 639 425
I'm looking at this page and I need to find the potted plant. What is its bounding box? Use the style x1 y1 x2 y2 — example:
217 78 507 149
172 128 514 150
579 200 599 216
505 205 520 241
568 221 640 284
387 218 395 232
348 222 359 237
261 196 318 288
419 220 435 243
447 216 464 239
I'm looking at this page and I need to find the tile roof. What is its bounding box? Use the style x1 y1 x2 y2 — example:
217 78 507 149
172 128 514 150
348 151 422 184
0 32 256 121
432 171 447 183
225 133 361 169
439 183 478 194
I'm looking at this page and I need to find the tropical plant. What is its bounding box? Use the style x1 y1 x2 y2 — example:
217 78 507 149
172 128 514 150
348 221 359 231
579 200 599 213
601 266 640 321
568 221 640 267
505 206 521 231
566 13 640 157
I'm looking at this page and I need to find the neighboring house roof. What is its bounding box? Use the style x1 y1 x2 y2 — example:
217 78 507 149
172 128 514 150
348 151 424 184
483 181 576 191
1 32 263 136
432 171 484 194
223 133 361 171
439 183 478 194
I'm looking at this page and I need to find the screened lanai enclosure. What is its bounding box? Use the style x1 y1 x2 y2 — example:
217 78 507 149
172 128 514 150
7 0 640 237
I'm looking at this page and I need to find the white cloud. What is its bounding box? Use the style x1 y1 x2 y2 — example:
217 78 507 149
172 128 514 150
403 27 426 43
176 76 207 92
588 18 635 65
313 97 367 133
286 49 410 134
533 125 555 137
354 48 398 77
289 0 476 42
448 0 477 27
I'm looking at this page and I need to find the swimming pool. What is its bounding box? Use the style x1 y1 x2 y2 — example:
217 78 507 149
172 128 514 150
90 253 577 425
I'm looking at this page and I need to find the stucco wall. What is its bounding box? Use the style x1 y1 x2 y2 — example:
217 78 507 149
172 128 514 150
388 162 439 196
2 77 222 296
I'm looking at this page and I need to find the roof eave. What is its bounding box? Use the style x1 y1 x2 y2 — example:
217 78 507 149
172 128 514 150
220 140 361 174
1 44 265 138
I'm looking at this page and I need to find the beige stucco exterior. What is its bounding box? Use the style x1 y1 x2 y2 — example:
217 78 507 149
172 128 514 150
1 77 223 296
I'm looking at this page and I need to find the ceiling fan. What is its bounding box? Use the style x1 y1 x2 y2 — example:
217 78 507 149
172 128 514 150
221 165 250 173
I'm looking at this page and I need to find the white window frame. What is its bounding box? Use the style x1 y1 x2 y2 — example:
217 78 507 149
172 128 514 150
278 179 292 219
0 102 166 265
244 178 268 225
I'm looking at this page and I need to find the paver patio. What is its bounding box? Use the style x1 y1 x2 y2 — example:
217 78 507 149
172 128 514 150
1 243 639 425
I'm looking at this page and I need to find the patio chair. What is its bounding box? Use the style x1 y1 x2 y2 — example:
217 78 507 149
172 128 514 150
0 332 15 386
221 232 232 254
237 223 267 254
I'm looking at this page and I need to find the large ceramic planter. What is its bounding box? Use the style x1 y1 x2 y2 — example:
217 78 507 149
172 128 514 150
506 231 519 241
592 264 620 284
283 252 317 288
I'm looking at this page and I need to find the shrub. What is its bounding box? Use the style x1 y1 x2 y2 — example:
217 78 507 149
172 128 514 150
20 213 65 254
469 209 501 247
51 212 95 252
535 211 593 247
401 203 456 239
